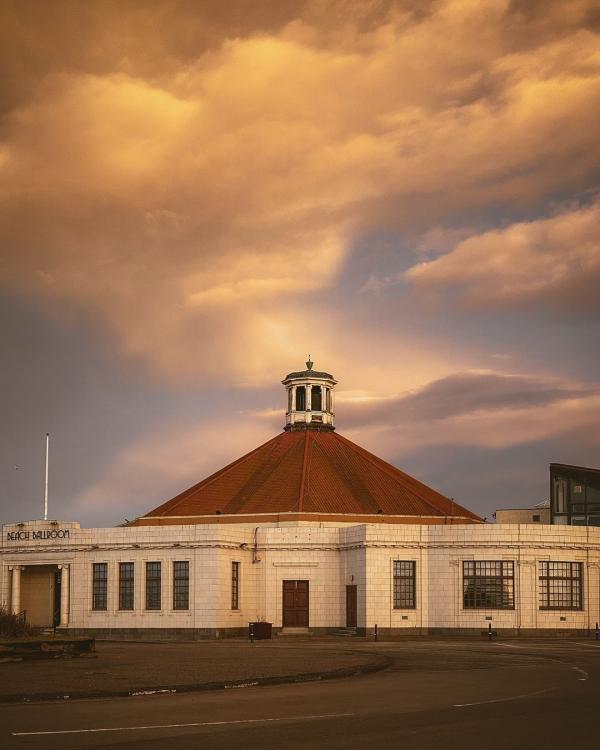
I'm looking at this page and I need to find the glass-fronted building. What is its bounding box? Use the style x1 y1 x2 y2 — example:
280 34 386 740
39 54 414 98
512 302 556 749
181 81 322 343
551 464 600 526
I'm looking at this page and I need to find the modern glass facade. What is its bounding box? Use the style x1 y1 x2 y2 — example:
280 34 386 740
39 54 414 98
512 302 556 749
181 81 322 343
551 464 600 526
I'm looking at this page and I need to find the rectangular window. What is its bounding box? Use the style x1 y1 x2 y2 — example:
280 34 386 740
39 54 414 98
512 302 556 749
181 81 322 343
393 560 416 609
231 561 240 610
145 561 161 610
539 561 583 610
463 561 514 609
92 563 108 611
554 478 567 514
296 386 306 411
311 385 322 411
173 561 189 610
119 562 134 611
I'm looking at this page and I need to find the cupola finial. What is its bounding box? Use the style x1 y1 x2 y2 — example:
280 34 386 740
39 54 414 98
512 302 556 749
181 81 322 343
306 355 313 370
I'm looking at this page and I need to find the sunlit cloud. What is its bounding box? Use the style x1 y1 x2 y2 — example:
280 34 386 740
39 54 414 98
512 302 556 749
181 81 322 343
1 1 598 383
405 199 600 309
1 1 599 525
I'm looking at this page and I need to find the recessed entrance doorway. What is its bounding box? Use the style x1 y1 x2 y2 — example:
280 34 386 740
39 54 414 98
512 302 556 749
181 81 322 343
20 565 61 627
346 585 357 628
282 580 309 627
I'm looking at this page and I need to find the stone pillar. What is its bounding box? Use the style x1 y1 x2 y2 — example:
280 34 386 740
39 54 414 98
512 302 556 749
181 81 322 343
517 559 536 631
306 383 312 411
58 564 70 627
291 386 296 411
10 566 23 614
321 385 325 413
586 561 600 632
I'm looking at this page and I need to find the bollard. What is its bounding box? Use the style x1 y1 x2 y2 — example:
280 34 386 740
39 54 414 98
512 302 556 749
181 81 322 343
374 623 378 642
488 623 493 641
249 623 254 643
596 622 599 641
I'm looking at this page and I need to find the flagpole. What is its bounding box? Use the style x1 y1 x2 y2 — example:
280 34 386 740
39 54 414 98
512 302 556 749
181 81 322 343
44 433 49 521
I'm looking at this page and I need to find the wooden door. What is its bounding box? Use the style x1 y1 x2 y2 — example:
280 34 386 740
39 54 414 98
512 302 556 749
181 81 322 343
346 585 357 628
282 580 309 627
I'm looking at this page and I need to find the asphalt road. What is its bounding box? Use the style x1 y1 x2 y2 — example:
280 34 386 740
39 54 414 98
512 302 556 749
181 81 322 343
2 639 600 749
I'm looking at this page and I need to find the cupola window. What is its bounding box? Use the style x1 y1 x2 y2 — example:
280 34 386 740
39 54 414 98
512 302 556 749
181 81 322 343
282 359 337 431
311 385 322 411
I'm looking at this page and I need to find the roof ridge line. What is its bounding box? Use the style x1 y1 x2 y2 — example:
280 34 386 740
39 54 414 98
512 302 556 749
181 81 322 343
298 429 311 512
325 434 381 514
150 433 284 516
221 436 293 514
334 432 456 517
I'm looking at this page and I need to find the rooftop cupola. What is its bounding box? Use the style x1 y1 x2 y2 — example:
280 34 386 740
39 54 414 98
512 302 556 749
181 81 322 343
282 357 337 431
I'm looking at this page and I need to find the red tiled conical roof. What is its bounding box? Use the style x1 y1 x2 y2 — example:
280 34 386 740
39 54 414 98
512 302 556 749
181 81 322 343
134 430 481 524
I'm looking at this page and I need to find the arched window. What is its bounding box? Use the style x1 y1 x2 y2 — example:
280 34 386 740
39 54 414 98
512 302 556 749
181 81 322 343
296 386 306 411
311 385 322 411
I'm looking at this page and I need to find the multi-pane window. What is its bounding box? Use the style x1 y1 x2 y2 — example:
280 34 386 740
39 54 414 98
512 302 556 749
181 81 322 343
231 561 240 610
119 562 134 611
539 562 583 610
393 561 416 609
145 562 161 610
92 563 108 611
173 561 189 610
463 561 514 609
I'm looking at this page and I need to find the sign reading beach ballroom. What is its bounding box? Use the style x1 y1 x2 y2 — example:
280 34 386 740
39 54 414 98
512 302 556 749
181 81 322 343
6 528 70 542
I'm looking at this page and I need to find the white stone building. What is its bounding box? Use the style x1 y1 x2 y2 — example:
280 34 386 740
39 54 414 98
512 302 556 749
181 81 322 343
2 362 599 637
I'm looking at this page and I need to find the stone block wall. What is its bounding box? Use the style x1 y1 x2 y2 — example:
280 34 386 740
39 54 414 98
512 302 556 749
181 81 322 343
2 519 600 636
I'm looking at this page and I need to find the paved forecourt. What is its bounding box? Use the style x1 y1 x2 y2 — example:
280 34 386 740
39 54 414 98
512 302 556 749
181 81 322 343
1 639 600 749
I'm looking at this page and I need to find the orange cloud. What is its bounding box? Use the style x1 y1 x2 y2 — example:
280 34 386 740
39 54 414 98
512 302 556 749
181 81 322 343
405 200 600 309
1 0 598 383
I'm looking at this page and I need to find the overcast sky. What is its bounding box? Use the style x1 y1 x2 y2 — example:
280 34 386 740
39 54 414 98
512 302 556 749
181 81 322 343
1 0 599 527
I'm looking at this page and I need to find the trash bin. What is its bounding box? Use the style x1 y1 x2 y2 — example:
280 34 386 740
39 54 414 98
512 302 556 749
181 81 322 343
249 622 272 640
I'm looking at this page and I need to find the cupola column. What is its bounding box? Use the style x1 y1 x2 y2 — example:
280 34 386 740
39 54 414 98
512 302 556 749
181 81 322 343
282 358 337 431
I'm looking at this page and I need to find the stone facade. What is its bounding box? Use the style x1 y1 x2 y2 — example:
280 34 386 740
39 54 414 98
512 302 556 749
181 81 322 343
495 507 551 525
2 518 599 637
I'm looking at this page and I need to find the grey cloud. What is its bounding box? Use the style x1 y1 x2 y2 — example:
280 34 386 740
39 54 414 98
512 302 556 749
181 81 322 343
338 372 592 428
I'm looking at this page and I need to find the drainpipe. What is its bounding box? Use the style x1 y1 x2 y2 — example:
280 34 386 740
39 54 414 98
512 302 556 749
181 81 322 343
253 527 260 564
